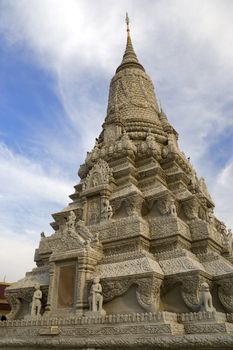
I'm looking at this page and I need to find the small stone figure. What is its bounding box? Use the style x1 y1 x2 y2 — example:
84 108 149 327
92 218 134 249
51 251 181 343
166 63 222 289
199 282 215 312
170 199 177 216
40 232 45 239
85 239 91 249
208 208 215 225
88 277 106 315
31 283 42 318
101 199 113 221
66 210 76 233
222 226 233 254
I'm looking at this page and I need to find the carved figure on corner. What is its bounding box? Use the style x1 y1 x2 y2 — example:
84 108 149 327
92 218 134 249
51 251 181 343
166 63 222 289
88 277 106 315
101 199 113 221
31 283 42 318
199 282 215 312
222 227 233 254
66 210 76 233
208 207 215 225
170 199 177 217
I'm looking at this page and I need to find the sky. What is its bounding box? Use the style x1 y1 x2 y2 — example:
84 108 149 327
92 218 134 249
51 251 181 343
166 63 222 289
0 0 232 282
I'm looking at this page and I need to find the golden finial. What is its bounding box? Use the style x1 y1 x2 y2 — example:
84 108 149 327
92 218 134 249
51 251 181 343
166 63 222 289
125 12 130 33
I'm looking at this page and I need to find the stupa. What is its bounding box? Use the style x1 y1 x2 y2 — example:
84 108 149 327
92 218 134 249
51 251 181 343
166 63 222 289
1 15 233 350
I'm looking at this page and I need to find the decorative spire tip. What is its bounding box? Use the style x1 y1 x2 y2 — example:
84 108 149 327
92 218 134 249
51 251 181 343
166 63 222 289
125 12 130 33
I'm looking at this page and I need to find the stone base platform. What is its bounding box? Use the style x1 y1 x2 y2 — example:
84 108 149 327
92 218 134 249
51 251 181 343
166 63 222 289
1 311 233 349
179 311 233 334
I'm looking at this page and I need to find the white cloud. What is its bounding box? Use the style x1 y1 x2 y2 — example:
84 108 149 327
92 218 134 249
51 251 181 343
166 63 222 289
0 232 36 282
0 142 73 245
213 159 233 229
0 142 72 203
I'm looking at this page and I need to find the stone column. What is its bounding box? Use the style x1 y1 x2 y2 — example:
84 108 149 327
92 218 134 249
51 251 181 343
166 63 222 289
75 256 87 315
82 197 88 223
44 262 56 316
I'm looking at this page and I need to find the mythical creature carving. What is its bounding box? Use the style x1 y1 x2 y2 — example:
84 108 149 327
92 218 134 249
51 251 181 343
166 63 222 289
5 293 21 320
221 223 232 254
199 282 215 312
115 130 137 157
157 197 172 216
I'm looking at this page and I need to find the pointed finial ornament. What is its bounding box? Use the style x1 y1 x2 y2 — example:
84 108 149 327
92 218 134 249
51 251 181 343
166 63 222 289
125 12 130 33
116 13 145 73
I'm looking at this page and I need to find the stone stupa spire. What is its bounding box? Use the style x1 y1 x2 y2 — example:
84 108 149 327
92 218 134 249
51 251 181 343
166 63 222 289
116 13 145 73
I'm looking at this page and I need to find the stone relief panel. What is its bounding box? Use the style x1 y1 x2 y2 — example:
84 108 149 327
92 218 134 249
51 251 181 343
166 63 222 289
87 197 101 225
83 159 113 191
111 193 143 218
218 277 233 312
101 274 162 312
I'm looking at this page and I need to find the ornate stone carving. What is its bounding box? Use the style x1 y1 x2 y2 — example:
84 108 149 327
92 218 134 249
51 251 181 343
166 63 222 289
218 277 233 312
180 275 205 311
136 276 162 312
101 279 130 302
115 130 137 157
221 224 232 254
111 193 143 217
5 293 21 320
157 197 170 216
64 210 76 234
56 230 85 252
182 198 199 221
83 159 113 191
102 274 162 312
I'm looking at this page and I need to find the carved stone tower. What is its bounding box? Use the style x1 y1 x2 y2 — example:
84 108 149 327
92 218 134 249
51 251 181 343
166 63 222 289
1 15 233 350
